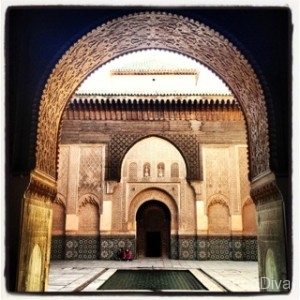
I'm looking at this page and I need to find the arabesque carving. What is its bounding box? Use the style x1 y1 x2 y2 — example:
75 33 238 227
78 194 101 213
25 169 56 201
36 11 269 181
109 132 199 180
207 194 230 213
127 188 178 231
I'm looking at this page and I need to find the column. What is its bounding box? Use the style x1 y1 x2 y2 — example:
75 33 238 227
251 171 288 292
17 168 56 292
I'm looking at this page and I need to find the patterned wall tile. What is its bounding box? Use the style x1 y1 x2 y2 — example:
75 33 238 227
208 237 231 260
231 237 243 261
78 236 99 259
100 236 135 260
65 236 79 260
197 237 208 260
51 236 65 260
242 236 258 261
170 235 179 259
178 236 197 260
57 235 100 260
51 234 257 261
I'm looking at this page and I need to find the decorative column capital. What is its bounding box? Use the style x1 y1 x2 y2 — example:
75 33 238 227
25 168 57 201
250 171 282 205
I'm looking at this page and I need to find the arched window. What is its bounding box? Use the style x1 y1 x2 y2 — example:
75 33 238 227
157 163 165 177
143 163 151 177
171 162 179 178
121 137 187 179
129 162 137 179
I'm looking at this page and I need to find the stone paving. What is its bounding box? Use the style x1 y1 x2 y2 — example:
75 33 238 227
48 258 260 293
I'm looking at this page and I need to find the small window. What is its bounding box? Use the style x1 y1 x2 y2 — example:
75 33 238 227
143 163 151 177
129 162 137 178
171 162 179 177
157 163 165 177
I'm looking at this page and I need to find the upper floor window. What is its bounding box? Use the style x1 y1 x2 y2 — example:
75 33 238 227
144 163 151 177
157 163 165 177
129 162 137 178
171 162 179 178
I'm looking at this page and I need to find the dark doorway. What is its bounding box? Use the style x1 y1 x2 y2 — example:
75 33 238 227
136 200 171 258
146 232 161 257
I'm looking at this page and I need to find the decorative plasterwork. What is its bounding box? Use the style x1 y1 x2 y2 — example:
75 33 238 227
36 11 269 180
78 194 101 213
127 188 178 232
109 133 199 181
207 194 230 214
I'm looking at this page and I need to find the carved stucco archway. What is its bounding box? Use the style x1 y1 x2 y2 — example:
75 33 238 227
37 11 269 181
128 188 178 234
18 11 288 292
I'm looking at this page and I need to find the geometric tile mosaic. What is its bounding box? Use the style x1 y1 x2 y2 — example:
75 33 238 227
242 237 258 261
51 235 257 261
51 236 65 260
178 236 197 260
100 236 135 260
77 236 99 260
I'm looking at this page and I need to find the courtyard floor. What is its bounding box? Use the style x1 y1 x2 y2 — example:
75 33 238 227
48 258 260 294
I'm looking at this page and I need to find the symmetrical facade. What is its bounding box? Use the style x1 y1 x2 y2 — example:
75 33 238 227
51 93 257 261
15 11 288 292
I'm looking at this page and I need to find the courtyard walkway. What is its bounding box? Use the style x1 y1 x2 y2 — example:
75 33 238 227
48 258 259 294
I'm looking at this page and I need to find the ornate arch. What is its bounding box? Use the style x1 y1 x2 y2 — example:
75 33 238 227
207 193 230 214
54 193 66 209
127 188 178 232
37 11 269 181
78 193 101 213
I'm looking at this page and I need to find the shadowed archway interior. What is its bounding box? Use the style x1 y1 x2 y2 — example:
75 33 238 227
136 200 171 258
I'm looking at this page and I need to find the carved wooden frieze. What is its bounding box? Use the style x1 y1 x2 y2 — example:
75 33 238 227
36 11 269 180
65 96 243 122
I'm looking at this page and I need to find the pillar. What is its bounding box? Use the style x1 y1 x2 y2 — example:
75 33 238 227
17 169 56 292
251 171 289 292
